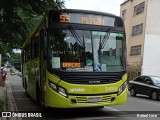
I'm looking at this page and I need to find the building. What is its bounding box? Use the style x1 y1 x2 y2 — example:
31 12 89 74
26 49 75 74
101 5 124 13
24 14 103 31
120 0 160 77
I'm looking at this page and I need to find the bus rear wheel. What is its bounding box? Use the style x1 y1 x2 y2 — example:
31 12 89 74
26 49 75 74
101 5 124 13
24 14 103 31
36 83 41 105
24 80 29 97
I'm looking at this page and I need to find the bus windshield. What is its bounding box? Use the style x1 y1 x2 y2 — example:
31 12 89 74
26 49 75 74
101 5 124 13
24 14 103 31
48 29 125 72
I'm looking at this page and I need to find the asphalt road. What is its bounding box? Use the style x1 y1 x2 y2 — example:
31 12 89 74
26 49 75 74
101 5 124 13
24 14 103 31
7 75 160 120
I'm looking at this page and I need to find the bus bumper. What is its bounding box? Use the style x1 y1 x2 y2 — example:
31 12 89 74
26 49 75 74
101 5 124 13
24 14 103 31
45 87 127 108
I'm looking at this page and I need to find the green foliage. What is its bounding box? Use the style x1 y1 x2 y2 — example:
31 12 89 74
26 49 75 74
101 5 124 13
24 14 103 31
0 0 65 63
10 52 22 63
0 43 13 64
0 99 4 112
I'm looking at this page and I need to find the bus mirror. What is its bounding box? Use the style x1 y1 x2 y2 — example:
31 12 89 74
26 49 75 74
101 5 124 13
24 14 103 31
116 36 123 40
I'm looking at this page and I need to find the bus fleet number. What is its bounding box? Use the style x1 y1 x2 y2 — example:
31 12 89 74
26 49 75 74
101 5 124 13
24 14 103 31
106 87 117 91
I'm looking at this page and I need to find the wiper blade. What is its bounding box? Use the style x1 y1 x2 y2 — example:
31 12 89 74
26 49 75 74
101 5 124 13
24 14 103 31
68 26 84 47
100 28 112 49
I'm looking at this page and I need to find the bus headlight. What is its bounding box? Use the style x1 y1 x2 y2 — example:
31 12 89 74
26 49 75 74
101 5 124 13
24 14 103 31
49 80 68 97
59 87 67 97
118 81 127 95
49 82 57 90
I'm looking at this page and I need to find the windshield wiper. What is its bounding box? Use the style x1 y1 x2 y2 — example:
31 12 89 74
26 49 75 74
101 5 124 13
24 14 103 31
99 28 112 49
68 26 85 48
98 28 112 64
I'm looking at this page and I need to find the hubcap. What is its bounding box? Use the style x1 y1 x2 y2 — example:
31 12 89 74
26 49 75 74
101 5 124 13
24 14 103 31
152 92 157 100
130 89 134 96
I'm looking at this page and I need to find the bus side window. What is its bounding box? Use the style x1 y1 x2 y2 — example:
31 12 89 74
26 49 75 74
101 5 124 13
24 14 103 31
25 46 28 62
34 36 39 58
31 39 34 59
40 29 47 50
28 43 31 61
23 50 25 63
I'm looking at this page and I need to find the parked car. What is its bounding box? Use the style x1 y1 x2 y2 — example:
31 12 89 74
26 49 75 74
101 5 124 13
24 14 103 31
17 72 22 77
128 75 160 100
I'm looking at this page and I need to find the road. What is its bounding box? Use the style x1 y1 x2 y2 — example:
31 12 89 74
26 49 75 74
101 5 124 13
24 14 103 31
7 75 160 120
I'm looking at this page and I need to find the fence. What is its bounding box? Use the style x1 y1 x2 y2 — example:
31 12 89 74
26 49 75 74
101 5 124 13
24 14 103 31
127 66 141 82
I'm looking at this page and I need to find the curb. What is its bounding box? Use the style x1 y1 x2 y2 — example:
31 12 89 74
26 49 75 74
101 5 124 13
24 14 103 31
3 79 22 120
0 82 7 120
7 80 22 120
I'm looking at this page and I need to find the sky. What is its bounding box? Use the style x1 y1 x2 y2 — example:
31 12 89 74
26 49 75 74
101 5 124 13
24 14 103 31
64 0 124 16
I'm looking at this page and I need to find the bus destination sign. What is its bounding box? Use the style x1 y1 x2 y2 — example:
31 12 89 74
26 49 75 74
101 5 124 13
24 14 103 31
52 13 116 26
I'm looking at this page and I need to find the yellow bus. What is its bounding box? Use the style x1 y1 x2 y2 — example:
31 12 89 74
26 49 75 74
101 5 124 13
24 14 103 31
22 9 127 108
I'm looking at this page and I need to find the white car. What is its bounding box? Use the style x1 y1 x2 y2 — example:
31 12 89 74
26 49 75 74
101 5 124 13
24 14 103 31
17 72 22 77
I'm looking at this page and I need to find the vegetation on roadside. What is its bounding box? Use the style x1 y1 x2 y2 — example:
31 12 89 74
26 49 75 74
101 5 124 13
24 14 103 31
9 53 21 64
0 0 65 63
0 99 4 112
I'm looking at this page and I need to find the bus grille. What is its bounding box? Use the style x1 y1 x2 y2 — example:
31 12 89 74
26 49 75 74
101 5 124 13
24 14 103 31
62 71 125 84
75 95 112 103
76 97 87 103
64 76 119 84
51 70 126 84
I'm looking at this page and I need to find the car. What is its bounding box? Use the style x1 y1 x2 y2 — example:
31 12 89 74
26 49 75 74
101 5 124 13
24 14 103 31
10 68 17 75
17 72 22 77
128 75 160 100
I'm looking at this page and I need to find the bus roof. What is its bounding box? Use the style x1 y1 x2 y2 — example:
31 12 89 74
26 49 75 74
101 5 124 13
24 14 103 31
49 9 117 17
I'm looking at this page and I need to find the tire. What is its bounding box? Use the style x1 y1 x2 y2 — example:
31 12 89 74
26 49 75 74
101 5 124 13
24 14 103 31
151 91 158 100
130 88 136 96
24 80 29 97
36 83 41 105
95 106 104 109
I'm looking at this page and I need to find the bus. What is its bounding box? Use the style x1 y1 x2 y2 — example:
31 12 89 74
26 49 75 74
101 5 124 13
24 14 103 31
22 9 127 108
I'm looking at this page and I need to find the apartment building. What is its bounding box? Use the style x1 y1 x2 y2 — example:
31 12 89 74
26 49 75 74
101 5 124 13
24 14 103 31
120 0 160 76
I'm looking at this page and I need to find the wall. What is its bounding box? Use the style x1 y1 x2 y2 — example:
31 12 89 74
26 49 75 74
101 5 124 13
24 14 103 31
120 0 147 66
142 34 160 76
142 0 160 76
145 0 160 35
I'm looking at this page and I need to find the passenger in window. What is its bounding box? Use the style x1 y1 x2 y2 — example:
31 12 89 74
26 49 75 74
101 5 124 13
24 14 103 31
85 51 93 66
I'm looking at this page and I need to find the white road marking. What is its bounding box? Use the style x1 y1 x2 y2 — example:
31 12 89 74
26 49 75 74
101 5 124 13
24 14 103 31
74 107 125 120
104 106 120 111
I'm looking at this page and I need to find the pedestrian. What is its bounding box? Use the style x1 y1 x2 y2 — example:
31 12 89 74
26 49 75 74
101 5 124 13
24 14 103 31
1 64 7 86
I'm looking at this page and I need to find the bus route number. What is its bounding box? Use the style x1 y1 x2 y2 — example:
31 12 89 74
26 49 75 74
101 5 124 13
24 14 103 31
60 14 70 23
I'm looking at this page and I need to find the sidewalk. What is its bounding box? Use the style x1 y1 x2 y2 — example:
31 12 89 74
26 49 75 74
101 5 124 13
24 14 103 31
0 79 21 120
0 80 7 120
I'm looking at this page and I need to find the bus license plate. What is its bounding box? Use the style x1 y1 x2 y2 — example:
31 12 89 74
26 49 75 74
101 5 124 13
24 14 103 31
88 97 101 103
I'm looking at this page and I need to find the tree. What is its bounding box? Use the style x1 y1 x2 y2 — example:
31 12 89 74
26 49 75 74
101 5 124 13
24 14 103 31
10 52 21 63
0 0 65 62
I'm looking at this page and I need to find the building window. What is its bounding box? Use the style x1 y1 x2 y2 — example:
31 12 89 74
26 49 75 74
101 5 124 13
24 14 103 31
122 9 126 21
134 2 145 16
130 45 141 56
132 23 143 36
